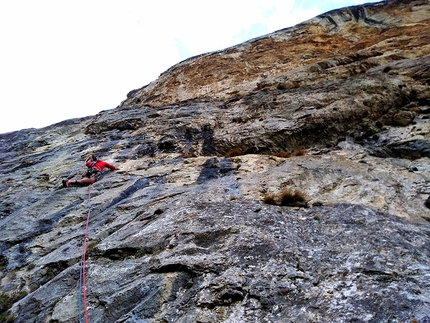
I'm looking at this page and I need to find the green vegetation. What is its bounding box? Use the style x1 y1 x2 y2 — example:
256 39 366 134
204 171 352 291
0 292 27 322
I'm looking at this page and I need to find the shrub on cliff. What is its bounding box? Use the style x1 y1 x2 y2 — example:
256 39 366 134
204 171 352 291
263 188 308 207
225 148 243 157
279 188 307 206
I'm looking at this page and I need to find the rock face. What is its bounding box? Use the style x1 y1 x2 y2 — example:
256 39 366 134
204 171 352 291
1 0 430 322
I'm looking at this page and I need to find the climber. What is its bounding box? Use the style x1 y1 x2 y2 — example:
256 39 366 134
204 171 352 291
62 154 116 187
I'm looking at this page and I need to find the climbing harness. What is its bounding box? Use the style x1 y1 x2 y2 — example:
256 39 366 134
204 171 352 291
79 185 92 323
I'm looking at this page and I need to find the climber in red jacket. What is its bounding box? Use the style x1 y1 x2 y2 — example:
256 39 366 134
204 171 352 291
63 154 116 187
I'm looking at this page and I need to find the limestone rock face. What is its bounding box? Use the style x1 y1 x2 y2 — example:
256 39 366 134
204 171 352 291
1 0 430 322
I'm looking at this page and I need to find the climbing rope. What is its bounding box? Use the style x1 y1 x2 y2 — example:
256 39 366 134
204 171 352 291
79 185 92 323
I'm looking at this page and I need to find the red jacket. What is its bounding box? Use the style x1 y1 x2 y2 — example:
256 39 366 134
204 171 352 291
86 160 116 172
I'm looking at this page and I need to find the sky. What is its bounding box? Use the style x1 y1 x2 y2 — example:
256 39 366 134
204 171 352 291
0 0 382 134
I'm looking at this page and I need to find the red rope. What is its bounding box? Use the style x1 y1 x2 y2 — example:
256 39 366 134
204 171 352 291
81 185 92 323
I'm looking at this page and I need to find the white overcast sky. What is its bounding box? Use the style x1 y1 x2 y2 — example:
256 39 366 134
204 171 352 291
0 0 381 133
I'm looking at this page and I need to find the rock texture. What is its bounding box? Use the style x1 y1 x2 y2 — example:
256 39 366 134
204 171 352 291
1 0 430 322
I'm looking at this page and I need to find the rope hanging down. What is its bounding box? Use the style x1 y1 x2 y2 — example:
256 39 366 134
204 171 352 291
79 185 92 323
